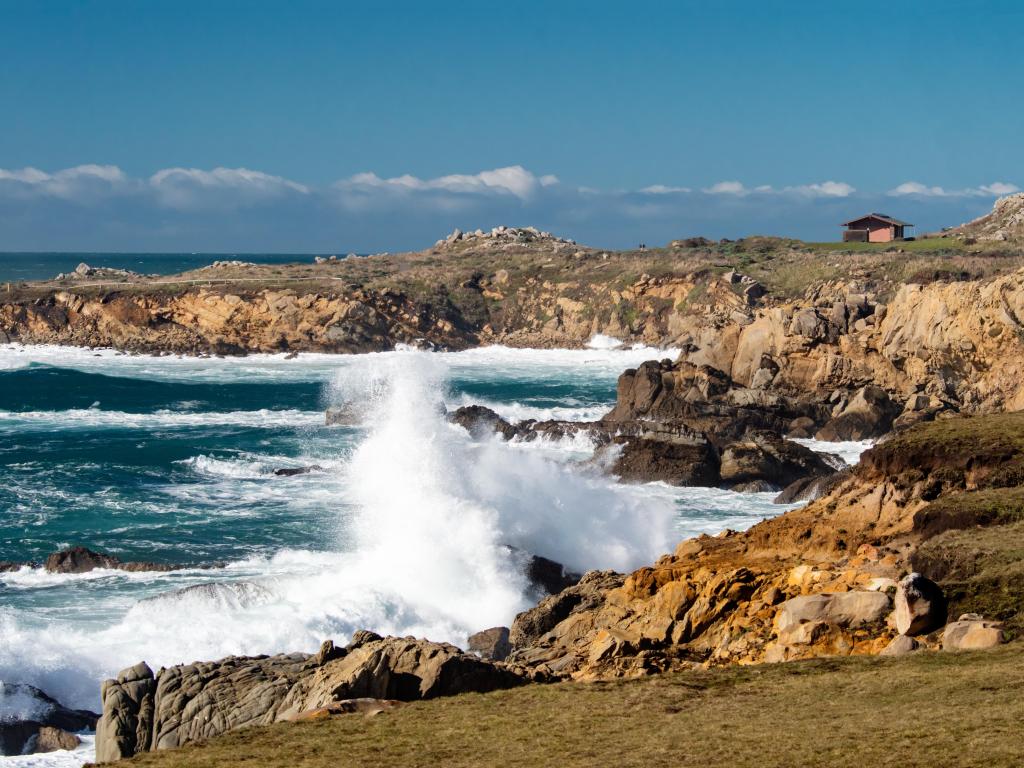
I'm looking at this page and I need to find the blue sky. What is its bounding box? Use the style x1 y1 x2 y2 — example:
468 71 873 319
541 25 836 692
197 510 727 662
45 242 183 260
1 0 1022 252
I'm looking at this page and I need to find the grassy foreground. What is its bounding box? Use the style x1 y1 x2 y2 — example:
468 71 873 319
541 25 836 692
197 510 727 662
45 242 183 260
116 646 1023 768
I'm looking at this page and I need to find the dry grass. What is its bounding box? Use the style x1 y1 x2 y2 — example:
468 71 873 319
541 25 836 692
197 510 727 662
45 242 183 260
117 646 1024 768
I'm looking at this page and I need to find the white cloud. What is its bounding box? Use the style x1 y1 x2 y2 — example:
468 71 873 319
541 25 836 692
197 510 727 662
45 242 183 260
701 180 852 197
980 182 1020 196
640 184 691 195
889 180 1020 198
337 165 550 202
149 167 310 209
0 164 131 201
704 180 751 195
787 180 855 197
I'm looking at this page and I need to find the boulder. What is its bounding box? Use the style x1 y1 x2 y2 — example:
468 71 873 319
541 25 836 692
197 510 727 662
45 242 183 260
467 627 512 661
816 385 901 441
598 435 719 486
893 573 947 636
942 615 1006 651
775 591 892 639
880 634 919 656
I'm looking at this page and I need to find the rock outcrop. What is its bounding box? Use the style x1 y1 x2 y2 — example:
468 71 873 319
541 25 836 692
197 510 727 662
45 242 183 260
95 634 525 761
502 414 1024 679
44 546 175 574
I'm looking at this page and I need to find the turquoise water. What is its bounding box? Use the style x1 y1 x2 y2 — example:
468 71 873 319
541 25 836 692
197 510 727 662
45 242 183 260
0 342 805 764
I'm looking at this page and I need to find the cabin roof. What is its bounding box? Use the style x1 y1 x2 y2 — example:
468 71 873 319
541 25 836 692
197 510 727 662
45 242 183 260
842 213 913 227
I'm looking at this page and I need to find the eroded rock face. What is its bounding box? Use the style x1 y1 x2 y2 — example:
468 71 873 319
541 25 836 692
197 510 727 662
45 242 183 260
95 662 156 763
95 634 525 760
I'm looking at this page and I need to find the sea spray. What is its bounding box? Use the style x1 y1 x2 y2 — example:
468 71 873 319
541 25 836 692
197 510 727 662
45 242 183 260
0 346 680 716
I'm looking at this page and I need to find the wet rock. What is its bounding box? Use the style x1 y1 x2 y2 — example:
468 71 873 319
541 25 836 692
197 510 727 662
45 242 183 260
894 573 947 636
718 430 835 491
525 554 580 595
448 405 516 440
325 405 362 426
774 469 850 504
44 546 174 574
598 434 720 486
942 614 1006 651
273 465 324 477
28 726 81 753
467 627 512 661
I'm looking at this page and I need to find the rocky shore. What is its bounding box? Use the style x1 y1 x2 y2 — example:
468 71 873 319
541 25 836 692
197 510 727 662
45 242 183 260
6 196 1024 763
87 410 1022 762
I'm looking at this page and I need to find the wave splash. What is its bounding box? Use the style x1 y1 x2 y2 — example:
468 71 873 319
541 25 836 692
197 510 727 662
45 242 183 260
0 349 676 715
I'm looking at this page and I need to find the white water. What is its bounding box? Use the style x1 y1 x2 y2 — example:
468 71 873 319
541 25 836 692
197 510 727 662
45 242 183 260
0 347 680 730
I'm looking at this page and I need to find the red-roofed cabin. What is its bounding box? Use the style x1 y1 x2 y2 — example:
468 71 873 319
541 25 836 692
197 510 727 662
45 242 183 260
841 213 913 243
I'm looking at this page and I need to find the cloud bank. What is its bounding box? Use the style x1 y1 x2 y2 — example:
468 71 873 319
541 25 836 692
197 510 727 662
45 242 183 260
0 164 1016 252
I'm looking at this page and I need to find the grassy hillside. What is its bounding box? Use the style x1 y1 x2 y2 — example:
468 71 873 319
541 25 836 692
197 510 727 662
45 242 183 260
113 646 1023 768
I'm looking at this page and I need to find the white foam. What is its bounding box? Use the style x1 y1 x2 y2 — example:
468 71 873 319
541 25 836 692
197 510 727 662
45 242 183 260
0 342 679 386
0 408 323 430
585 333 623 350
447 393 607 423
0 734 95 767
792 438 873 466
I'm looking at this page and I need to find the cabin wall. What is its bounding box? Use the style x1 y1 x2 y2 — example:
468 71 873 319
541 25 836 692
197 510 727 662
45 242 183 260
867 222 894 242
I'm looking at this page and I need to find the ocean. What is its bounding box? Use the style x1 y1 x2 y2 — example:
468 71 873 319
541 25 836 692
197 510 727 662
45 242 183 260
0 253 338 283
0 339 868 766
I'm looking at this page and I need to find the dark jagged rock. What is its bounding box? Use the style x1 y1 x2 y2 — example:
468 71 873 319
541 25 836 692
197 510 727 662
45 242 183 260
718 430 836 492
467 627 512 661
273 465 324 477
44 546 174 574
0 683 98 757
598 434 720 486
448 405 516 440
525 554 580 595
